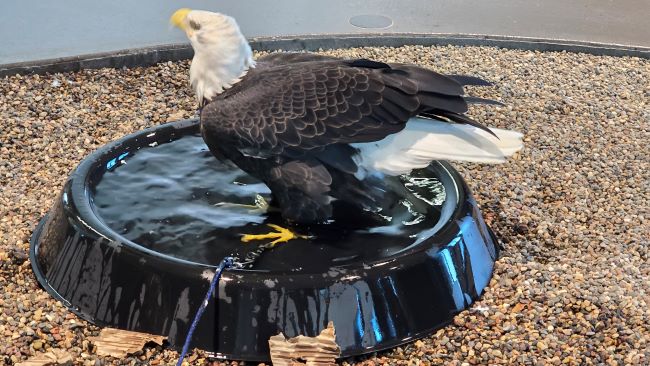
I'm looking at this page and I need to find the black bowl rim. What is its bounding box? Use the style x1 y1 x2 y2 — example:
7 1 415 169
29 119 500 360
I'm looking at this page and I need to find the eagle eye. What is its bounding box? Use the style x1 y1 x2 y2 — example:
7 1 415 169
189 20 201 30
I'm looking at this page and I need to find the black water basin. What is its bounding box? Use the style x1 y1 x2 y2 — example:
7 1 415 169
30 119 499 361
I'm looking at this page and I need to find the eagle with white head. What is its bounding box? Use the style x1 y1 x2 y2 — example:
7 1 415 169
171 9 523 244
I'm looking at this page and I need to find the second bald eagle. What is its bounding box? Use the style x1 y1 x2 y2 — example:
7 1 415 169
171 9 523 229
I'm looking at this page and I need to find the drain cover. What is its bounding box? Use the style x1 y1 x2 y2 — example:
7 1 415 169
349 14 393 29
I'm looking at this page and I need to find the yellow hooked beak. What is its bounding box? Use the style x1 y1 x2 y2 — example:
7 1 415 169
170 8 192 31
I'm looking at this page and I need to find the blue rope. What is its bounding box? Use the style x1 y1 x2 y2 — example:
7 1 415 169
176 257 234 366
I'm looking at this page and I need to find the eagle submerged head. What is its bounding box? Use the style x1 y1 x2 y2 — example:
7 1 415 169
170 9 255 103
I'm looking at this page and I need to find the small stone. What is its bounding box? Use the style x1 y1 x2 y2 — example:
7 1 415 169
32 340 43 350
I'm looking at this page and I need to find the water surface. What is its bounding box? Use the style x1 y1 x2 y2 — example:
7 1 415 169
92 135 446 272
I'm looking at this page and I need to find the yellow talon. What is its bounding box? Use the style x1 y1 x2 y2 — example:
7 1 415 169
241 224 309 247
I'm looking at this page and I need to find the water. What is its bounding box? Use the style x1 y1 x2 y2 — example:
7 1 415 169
92 134 446 272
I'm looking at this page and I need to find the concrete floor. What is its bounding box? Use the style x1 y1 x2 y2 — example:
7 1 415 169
1 0 649 66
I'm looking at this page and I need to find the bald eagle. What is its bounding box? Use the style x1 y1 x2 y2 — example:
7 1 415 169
170 9 523 244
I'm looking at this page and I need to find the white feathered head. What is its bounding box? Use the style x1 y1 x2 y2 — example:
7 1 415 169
170 9 255 103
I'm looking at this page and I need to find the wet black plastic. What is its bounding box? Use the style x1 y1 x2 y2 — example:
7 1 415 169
30 119 499 361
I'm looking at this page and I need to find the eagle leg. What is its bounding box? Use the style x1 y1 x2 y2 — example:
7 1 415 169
241 224 310 247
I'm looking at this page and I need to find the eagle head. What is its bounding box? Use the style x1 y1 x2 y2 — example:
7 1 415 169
170 9 255 103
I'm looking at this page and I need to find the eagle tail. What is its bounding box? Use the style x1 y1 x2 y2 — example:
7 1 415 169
352 117 523 177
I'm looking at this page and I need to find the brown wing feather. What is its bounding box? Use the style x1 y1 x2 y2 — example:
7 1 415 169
201 57 493 157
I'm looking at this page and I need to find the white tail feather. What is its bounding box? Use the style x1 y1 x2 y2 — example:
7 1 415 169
352 117 523 177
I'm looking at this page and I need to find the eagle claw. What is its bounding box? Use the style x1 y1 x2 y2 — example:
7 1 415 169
241 224 310 247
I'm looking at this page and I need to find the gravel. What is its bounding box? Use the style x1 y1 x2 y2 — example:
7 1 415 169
1 45 649 365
